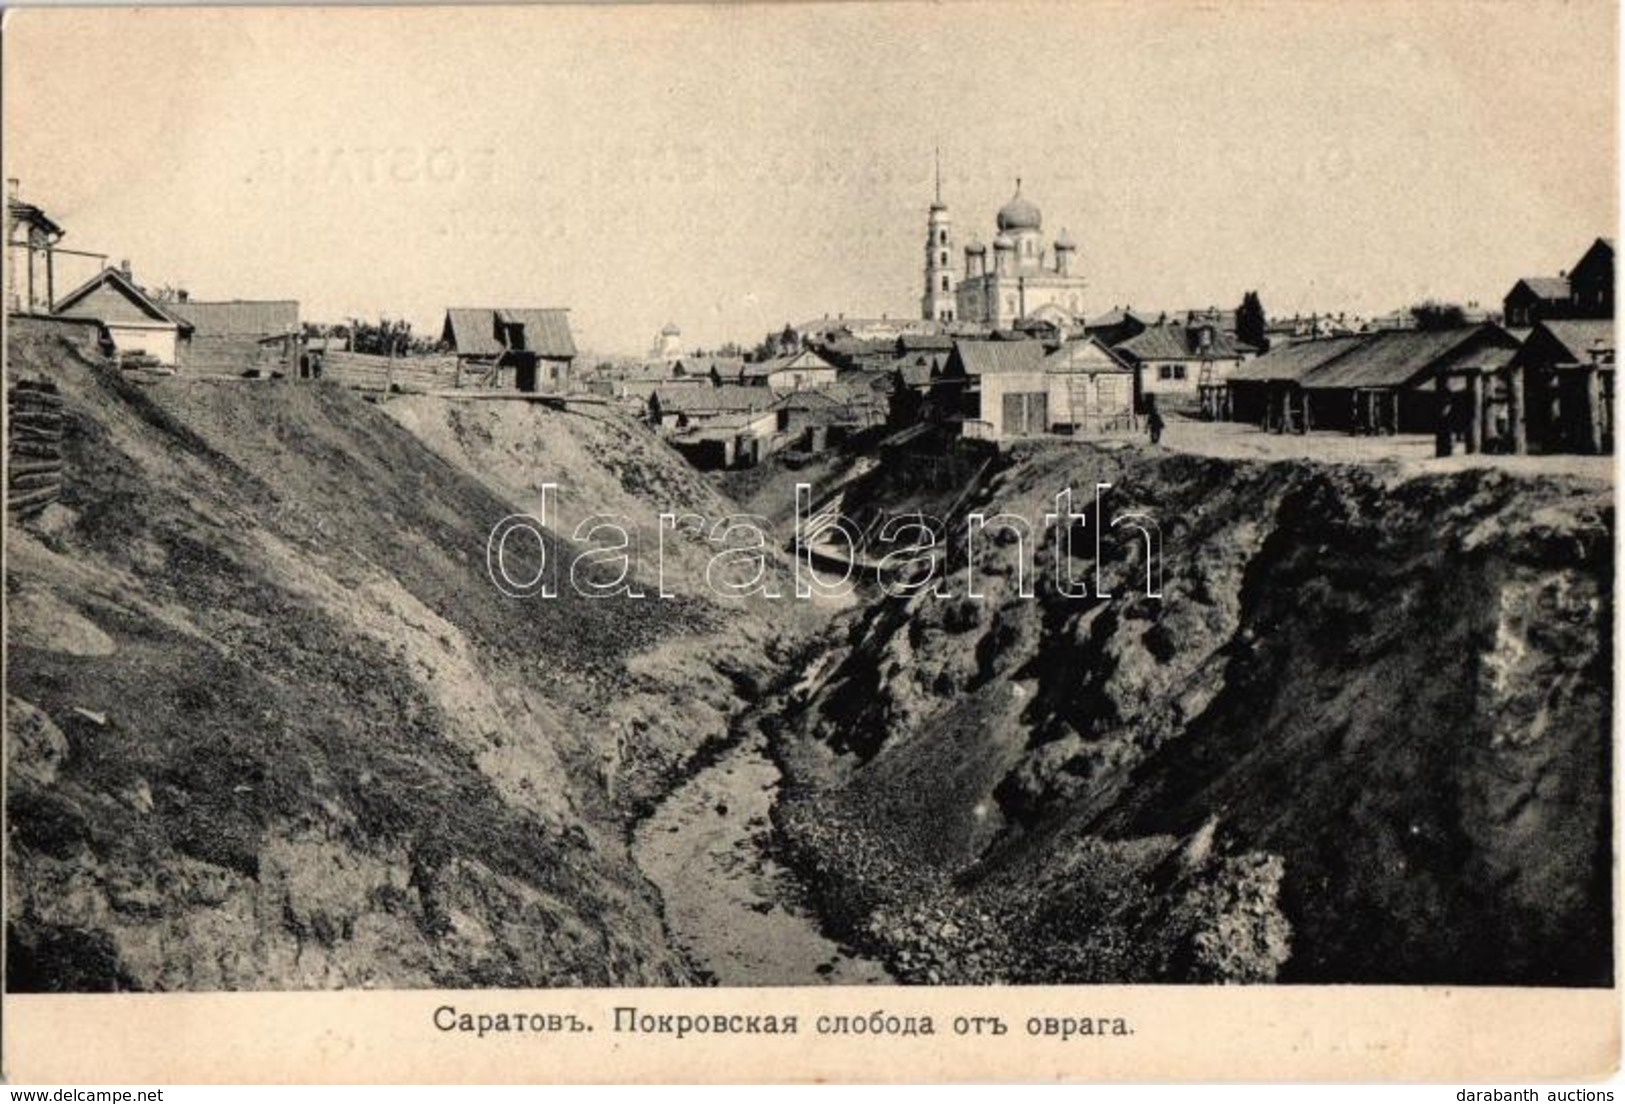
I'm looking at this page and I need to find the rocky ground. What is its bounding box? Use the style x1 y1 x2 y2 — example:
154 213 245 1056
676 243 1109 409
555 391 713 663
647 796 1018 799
775 439 1613 986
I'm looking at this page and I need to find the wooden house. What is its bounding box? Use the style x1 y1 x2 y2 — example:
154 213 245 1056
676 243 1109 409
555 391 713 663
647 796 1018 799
441 307 576 392
52 265 191 366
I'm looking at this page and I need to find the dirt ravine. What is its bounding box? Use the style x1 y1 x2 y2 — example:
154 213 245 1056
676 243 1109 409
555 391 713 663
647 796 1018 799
633 732 890 986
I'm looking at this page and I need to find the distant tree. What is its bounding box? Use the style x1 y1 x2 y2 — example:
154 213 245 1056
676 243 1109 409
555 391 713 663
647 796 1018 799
647 391 662 426
350 317 414 356
1410 301 1468 331
1236 291 1269 351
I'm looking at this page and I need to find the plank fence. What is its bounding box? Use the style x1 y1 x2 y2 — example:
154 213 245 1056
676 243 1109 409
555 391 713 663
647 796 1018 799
317 351 460 393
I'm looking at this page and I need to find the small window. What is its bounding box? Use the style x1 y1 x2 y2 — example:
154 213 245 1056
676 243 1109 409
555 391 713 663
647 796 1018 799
941 276 950 292
940 251 948 266
939 230 947 246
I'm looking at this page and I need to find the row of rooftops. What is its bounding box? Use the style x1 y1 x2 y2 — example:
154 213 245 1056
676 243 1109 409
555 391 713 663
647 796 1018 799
1231 318 1614 392
37 265 579 358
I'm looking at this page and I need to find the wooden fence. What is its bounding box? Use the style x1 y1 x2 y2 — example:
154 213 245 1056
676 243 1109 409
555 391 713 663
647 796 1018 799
317 351 460 393
8 380 65 516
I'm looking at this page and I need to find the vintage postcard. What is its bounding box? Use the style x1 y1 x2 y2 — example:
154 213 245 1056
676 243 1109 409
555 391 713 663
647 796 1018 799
1 0 1618 1085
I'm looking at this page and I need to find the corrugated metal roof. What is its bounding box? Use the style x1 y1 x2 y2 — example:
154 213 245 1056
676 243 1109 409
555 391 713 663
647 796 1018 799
164 299 298 336
442 308 576 358
1229 335 1368 382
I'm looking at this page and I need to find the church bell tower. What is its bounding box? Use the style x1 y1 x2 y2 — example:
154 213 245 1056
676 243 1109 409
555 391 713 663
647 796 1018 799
921 148 956 323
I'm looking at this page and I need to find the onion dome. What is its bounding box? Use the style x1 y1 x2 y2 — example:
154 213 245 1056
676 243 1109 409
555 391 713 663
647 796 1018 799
996 181 1042 232
993 232 1015 251
1054 228 1077 250
965 238 987 255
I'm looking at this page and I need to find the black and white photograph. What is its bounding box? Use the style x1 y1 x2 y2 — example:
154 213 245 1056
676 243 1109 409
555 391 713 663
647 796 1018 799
1 0 1617 1085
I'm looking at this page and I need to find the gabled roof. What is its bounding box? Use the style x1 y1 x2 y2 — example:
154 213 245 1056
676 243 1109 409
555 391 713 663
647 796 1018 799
950 339 1048 376
741 349 837 378
650 384 777 415
1115 320 1245 361
1301 325 1517 390
1039 336 1134 374
1507 276 1572 302
1084 306 1158 329
441 308 576 358
1229 335 1368 382
53 268 192 332
1531 319 1616 362
162 299 299 336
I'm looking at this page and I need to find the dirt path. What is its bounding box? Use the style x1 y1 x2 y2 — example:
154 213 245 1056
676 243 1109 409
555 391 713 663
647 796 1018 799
633 733 890 986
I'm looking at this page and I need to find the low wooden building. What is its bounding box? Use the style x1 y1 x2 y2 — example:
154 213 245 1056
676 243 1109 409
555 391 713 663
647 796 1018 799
1037 337 1137 434
939 339 1049 439
1504 319 1615 454
648 383 776 432
441 307 576 392
164 298 300 374
1298 324 1520 435
1112 318 1248 412
1225 335 1368 430
739 348 840 391
52 265 192 366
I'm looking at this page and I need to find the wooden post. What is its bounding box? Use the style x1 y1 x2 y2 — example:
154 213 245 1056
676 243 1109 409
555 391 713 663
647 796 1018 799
386 340 397 396
1579 366 1604 454
1301 390 1313 434
1464 372 1483 454
1436 375 1454 457
1506 364 1527 455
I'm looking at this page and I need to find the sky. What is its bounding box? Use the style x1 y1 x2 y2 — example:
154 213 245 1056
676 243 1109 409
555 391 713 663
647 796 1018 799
4 2 1617 356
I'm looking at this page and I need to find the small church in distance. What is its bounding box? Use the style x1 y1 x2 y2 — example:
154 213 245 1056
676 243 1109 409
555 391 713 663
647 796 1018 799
921 175 1088 328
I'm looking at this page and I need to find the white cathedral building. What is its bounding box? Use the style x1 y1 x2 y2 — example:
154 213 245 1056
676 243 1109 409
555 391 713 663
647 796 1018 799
921 178 1087 329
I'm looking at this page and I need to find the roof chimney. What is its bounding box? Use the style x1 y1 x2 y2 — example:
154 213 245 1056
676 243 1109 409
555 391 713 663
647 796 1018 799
5 178 18 202
119 259 132 279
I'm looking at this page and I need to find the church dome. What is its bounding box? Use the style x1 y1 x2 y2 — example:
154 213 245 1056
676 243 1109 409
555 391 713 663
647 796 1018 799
996 183 1042 232
965 238 987 255
1054 228 1077 250
660 322 681 336
993 232 1015 251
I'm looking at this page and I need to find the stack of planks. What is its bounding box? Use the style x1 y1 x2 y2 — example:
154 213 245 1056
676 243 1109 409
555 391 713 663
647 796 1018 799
8 379 65 517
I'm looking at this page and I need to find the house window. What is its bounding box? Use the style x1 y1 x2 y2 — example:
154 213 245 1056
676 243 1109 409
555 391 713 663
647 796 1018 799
1158 364 1187 381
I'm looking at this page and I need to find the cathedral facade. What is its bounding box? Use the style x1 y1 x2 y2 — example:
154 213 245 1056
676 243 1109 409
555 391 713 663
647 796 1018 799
920 179 1087 329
